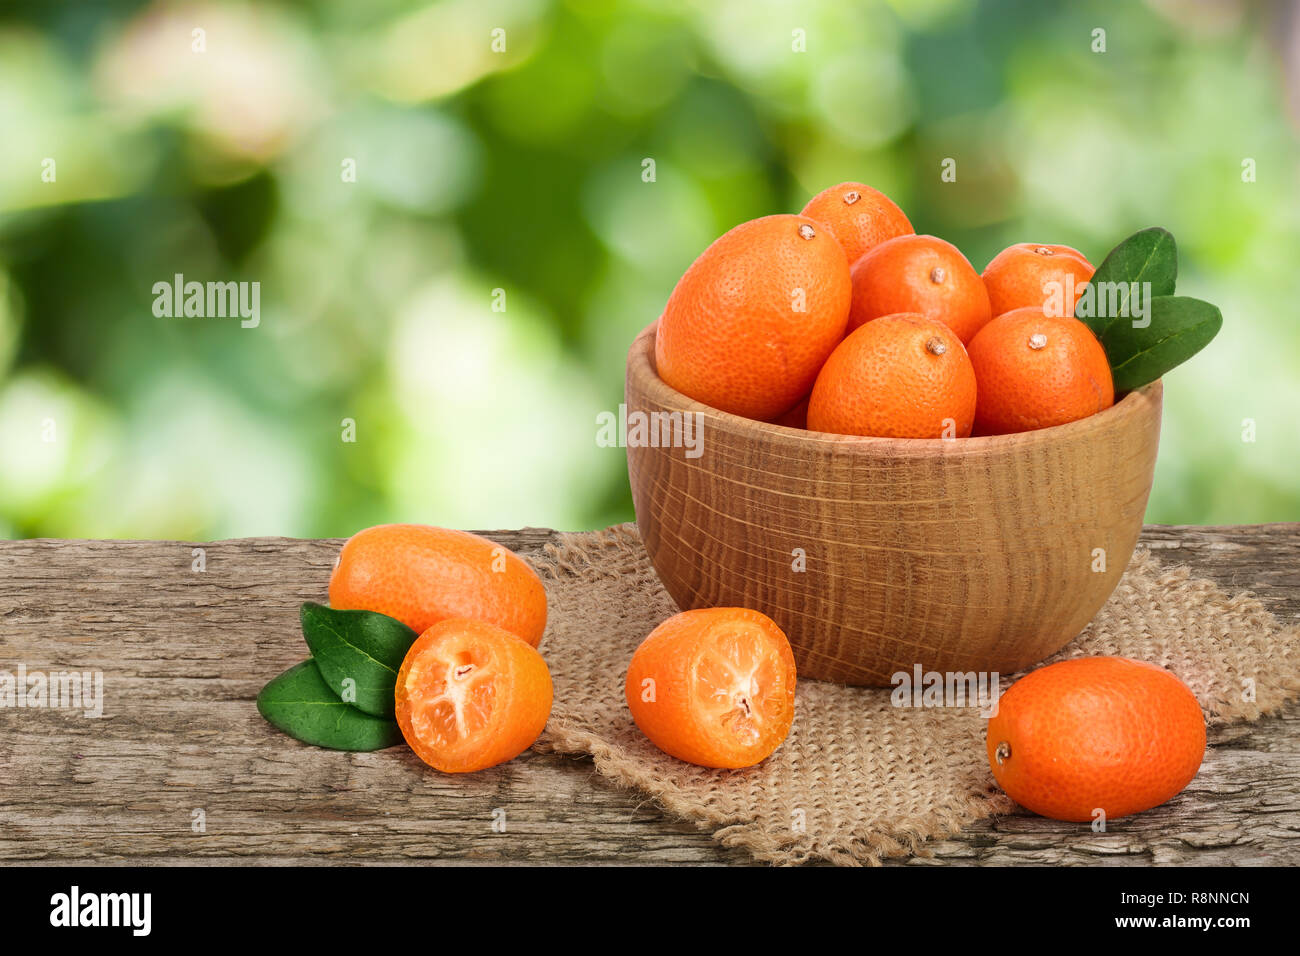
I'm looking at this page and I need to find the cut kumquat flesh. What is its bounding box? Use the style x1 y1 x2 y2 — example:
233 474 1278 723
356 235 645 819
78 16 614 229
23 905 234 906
395 618 552 774
625 608 797 769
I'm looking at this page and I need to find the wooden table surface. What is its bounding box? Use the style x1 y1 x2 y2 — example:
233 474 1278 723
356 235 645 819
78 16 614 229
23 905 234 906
1 524 1296 866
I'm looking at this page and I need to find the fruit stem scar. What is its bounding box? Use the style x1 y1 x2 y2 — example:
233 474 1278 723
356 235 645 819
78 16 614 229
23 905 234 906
798 223 816 240
995 741 1011 765
1028 333 1048 350
1033 246 1054 256
843 190 860 205
925 337 947 356
930 267 946 283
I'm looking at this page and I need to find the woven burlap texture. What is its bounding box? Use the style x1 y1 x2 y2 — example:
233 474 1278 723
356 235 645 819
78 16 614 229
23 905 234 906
530 523 1300 867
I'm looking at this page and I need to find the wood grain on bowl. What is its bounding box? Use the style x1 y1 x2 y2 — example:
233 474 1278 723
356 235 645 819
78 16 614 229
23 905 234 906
625 321 1163 686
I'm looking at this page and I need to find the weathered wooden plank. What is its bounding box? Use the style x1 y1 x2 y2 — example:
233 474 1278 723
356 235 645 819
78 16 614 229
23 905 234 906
0 525 1295 865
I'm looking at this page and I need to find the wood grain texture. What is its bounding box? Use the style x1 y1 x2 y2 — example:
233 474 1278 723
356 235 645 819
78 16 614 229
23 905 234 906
0 524 1295 866
626 321 1164 685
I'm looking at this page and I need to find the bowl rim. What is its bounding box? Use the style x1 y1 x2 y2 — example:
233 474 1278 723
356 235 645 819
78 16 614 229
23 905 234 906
627 319 1163 456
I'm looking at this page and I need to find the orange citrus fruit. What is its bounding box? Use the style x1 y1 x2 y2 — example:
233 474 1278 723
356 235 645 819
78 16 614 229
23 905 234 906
395 617 553 773
987 656 1206 822
966 307 1114 435
800 181 914 266
655 214 850 421
329 524 548 646
625 607 797 769
981 242 1094 318
847 234 992 344
806 313 977 438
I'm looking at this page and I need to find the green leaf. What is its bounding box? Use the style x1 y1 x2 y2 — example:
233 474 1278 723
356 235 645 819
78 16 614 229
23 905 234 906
1076 227 1178 339
1103 295 1222 392
299 602 417 718
256 660 402 751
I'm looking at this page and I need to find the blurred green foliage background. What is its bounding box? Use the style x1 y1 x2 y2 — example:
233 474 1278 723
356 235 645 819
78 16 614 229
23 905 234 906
1 0 1297 538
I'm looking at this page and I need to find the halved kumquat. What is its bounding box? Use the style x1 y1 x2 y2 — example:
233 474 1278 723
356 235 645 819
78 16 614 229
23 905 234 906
625 608 797 769
395 617 553 774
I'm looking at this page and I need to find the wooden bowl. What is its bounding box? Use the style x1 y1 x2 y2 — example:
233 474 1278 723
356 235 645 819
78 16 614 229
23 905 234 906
625 321 1162 686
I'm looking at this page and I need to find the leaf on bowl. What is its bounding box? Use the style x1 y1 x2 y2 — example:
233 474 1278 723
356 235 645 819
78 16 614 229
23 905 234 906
299 602 417 718
256 659 403 751
1076 227 1178 339
1103 295 1223 392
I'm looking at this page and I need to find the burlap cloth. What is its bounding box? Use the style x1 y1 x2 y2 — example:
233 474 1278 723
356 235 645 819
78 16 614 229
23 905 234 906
529 523 1300 866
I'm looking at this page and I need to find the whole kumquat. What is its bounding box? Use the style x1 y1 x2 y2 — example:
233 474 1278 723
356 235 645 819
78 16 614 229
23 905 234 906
966 307 1113 435
807 313 977 439
987 656 1206 822
982 242 1095 318
655 215 851 421
800 181 914 266
847 234 992 344
330 524 548 646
